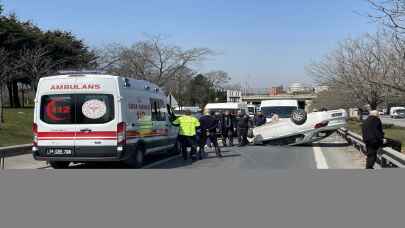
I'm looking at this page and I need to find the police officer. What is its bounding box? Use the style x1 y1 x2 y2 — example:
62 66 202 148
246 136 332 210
199 112 222 158
362 110 385 169
237 111 251 147
173 110 200 161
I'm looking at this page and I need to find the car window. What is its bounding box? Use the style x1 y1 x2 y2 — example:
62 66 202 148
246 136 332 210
150 98 166 121
40 94 114 124
261 106 298 118
41 95 75 124
76 94 114 124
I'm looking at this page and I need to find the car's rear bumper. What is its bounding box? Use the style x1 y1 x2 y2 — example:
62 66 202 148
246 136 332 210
33 145 133 162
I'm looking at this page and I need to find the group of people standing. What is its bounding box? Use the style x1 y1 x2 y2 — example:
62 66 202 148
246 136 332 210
173 109 267 161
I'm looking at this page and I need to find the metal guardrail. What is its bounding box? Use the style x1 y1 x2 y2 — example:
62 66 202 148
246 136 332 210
0 144 32 170
337 128 405 168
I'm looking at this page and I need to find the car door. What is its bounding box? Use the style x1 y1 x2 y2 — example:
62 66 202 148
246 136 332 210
37 77 78 156
73 78 118 156
150 98 168 150
166 104 179 145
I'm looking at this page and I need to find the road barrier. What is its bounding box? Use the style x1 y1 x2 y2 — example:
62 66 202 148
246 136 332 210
0 144 32 170
337 128 405 168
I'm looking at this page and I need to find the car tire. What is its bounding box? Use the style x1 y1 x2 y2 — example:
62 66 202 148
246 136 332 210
124 146 145 169
290 109 307 125
49 161 70 169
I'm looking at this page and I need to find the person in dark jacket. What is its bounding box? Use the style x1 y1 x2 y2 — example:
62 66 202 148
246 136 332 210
237 111 251 147
222 111 235 147
362 110 385 169
198 112 222 158
254 111 266 127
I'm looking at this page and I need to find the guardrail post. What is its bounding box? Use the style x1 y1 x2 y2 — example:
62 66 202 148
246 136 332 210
1 150 4 170
380 156 387 168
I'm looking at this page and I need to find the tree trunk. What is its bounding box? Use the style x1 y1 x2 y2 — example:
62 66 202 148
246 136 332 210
21 85 25 108
370 100 378 110
12 80 21 108
7 82 13 108
0 84 3 124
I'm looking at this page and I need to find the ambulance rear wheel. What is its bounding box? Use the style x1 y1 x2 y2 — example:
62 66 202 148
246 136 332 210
125 146 145 169
49 161 70 169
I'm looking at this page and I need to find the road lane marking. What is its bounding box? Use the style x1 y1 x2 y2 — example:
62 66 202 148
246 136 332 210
313 146 329 169
143 155 181 169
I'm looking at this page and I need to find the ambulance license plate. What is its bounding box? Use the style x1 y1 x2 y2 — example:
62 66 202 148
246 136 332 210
46 148 73 156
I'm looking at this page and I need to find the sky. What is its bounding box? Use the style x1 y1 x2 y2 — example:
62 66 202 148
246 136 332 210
2 0 378 88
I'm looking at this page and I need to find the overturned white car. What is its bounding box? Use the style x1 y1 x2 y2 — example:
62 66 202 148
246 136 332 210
250 109 348 145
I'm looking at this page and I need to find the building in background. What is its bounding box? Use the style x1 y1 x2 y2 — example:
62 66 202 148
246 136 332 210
314 86 329 94
287 83 314 94
227 90 242 103
268 86 285 96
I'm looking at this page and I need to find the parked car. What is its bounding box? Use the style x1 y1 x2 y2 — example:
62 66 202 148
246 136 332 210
32 72 179 169
250 109 348 145
390 107 405 119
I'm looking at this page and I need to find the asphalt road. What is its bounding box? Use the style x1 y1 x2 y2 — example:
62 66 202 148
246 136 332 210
381 116 405 127
3 133 365 170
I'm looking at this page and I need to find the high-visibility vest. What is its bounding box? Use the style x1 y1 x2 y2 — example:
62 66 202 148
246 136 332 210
173 115 200 136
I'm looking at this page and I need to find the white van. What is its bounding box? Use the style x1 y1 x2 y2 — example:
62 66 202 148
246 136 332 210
204 102 248 115
32 73 179 168
390 107 405 119
260 100 298 122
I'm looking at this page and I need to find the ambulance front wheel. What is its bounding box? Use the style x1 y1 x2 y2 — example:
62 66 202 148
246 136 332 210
124 146 145 169
49 161 70 169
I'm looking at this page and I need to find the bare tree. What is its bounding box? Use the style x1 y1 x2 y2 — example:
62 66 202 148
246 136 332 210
312 86 363 110
355 32 405 93
205 70 231 89
368 0 405 34
99 36 213 87
308 33 394 109
17 47 62 91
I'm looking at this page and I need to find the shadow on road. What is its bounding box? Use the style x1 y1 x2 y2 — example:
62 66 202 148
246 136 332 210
304 142 350 148
61 153 178 169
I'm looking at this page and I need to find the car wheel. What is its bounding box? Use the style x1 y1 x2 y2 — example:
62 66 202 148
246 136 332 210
49 161 70 169
290 109 307 125
124 146 145 169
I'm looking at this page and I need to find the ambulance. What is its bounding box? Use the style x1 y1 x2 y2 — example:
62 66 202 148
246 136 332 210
32 72 179 168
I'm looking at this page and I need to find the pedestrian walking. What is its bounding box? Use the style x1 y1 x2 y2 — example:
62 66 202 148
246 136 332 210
254 111 266 127
222 111 235 147
173 110 200 161
362 110 385 169
199 112 222 158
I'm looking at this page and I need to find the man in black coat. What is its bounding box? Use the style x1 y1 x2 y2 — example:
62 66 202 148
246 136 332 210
198 112 222 158
254 111 266 127
237 111 251 147
222 111 234 147
362 110 385 169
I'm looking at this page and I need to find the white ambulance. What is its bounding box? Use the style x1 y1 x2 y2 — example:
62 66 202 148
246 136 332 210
32 73 180 168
